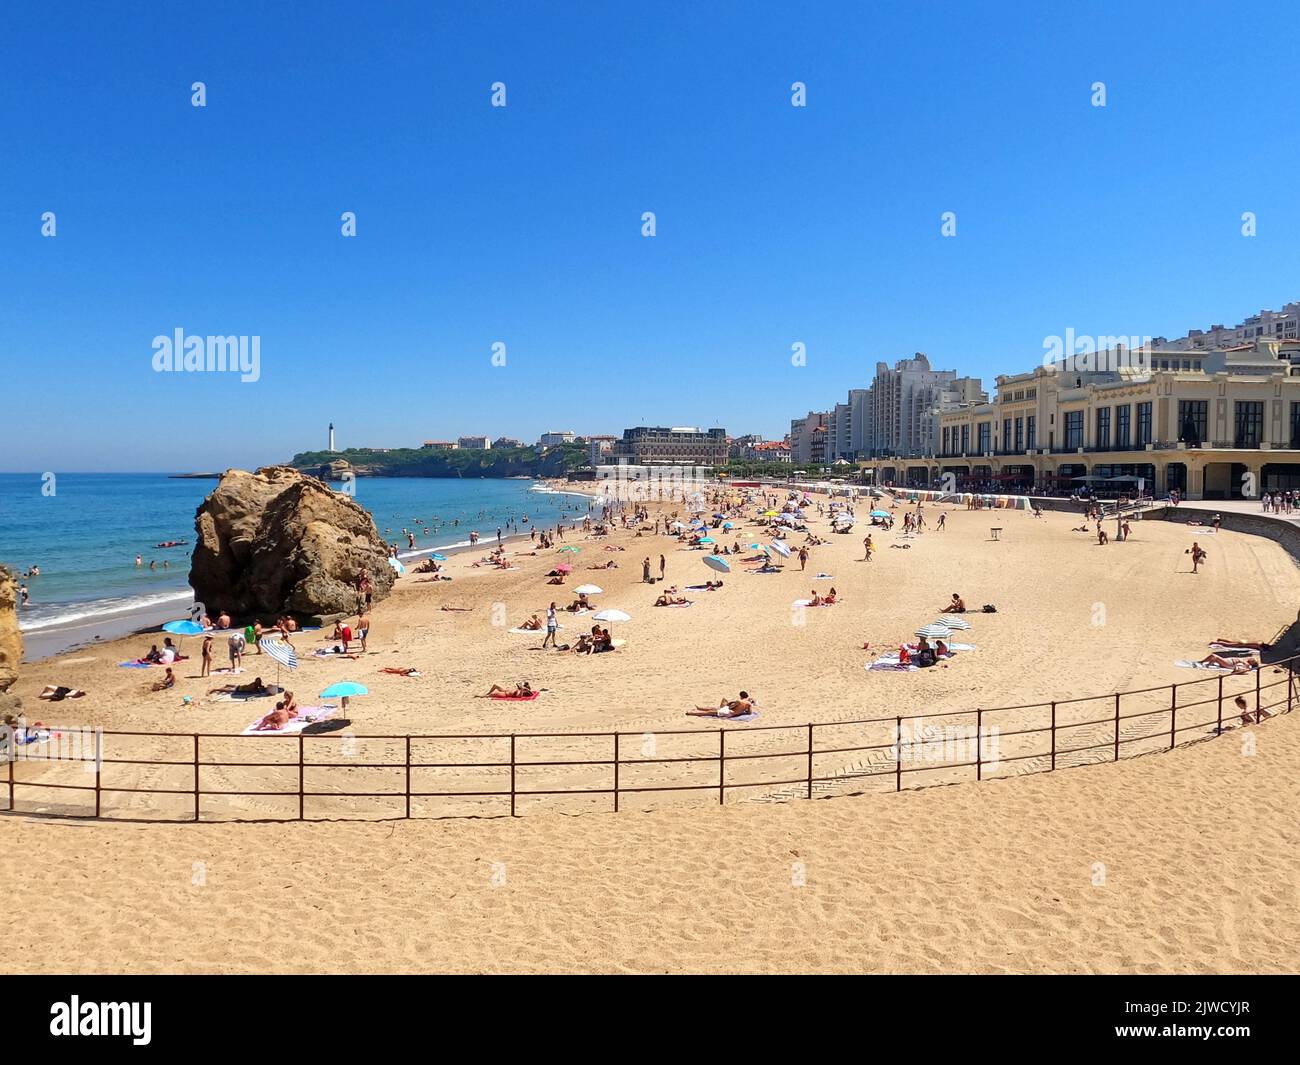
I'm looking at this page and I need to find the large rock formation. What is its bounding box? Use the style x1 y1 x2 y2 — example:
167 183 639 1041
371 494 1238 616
0 567 23 720
190 466 396 618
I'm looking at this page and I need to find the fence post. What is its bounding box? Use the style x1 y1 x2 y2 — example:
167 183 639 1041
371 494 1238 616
1169 685 1177 749
405 735 411 819
510 734 517 817
7 736 13 811
1113 692 1121 761
1289 669 1295 715
297 733 305 820
718 728 725 806
975 710 983 780
1049 701 1057 770
806 723 814 799
1217 675 1224 734
192 734 199 822
895 716 902 792
1255 668 1262 724
613 732 620 813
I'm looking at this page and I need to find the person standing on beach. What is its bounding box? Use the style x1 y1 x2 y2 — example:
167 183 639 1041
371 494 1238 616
643 557 653 583
497 527 502 546
228 629 245 670
357 612 370 653
200 635 214 677
798 546 809 571
862 535 873 561
542 602 559 649
659 554 666 580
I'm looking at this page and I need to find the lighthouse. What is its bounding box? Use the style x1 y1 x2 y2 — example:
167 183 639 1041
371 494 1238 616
328 422 335 452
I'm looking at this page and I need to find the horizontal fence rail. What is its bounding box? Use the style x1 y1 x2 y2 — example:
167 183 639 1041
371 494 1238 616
3 654 1295 823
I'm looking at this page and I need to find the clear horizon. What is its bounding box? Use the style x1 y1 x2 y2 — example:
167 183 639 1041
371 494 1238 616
5 1 1299 472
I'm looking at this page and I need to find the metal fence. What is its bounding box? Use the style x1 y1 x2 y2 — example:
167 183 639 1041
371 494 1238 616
4 655 1294 822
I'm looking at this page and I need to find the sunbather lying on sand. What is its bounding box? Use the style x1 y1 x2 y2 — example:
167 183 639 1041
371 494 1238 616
208 677 268 696
655 593 691 606
1201 653 1260 673
565 594 591 611
38 685 86 701
379 667 421 677
477 681 534 698
687 692 755 717
1212 637 1271 650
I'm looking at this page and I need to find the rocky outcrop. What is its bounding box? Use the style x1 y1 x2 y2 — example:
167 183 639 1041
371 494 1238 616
0 567 23 720
190 466 396 619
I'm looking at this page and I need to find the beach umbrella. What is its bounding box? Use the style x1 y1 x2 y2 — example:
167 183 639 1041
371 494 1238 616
558 546 581 554
259 635 298 690
161 618 205 654
941 617 972 630
871 510 891 518
669 521 685 530
722 522 734 529
388 557 406 575
320 680 368 710
915 624 953 640
556 563 573 574
430 552 448 561
763 510 779 517
575 584 603 595
768 540 791 558
703 556 730 573
592 609 631 623
697 536 715 545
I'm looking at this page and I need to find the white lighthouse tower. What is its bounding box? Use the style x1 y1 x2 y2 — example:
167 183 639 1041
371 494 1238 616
328 422 336 452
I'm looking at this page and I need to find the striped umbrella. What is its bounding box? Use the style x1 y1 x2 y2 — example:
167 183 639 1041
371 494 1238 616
259 636 298 690
915 624 953 640
768 540 792 558
940 617 972 630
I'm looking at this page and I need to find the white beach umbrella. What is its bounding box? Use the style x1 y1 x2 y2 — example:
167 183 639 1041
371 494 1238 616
574 584 603 595
915 624 953 639
592 609 631 623
768 540 792 558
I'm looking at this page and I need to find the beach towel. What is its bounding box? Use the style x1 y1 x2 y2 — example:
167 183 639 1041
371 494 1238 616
693 710 760 722
1208 645 1256 655
240 706 338 736
684 585 718 592
867 652 918 672
490 691 539 701
656 601 693 608
945 642 976 651
118 661 152 669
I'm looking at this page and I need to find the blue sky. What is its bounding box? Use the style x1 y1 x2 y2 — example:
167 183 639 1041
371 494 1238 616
3 0 1298 471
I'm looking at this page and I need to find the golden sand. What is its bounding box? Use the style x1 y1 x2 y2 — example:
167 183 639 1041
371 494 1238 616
4 493 1299 971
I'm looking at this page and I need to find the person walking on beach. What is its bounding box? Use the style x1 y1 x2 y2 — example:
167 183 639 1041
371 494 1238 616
862 534 873 561
798 545 809 571
542 602 559 649
936 513 946 530
1189 541 1207 574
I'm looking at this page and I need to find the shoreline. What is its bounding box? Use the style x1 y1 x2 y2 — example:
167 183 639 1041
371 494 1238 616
18 492 600 664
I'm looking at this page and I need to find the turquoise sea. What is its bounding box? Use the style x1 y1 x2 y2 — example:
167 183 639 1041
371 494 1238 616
0 473 593 635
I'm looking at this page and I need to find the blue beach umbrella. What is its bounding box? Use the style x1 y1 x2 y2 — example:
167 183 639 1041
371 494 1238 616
871 510 891 518
388 557 406 575
162 619 204 636
722 522 734 529
697 537 715 545
703 556 731 574
320 681 367 698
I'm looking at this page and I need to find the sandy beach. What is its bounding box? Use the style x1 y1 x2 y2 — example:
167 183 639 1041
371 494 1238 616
4 487 1299 971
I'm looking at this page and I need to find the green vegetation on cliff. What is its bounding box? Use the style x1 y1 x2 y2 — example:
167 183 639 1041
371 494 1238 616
288 444 588 478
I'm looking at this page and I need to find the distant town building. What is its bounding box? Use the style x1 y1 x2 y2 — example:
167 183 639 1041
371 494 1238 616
1151 300 1300 350
457 435 492 450
587 434 618 465
539 430 576 446
614 426 728 466
492 437 522 449
421 440 458 450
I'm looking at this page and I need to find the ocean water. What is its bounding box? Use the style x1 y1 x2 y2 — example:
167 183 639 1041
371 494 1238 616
0 473 592 633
